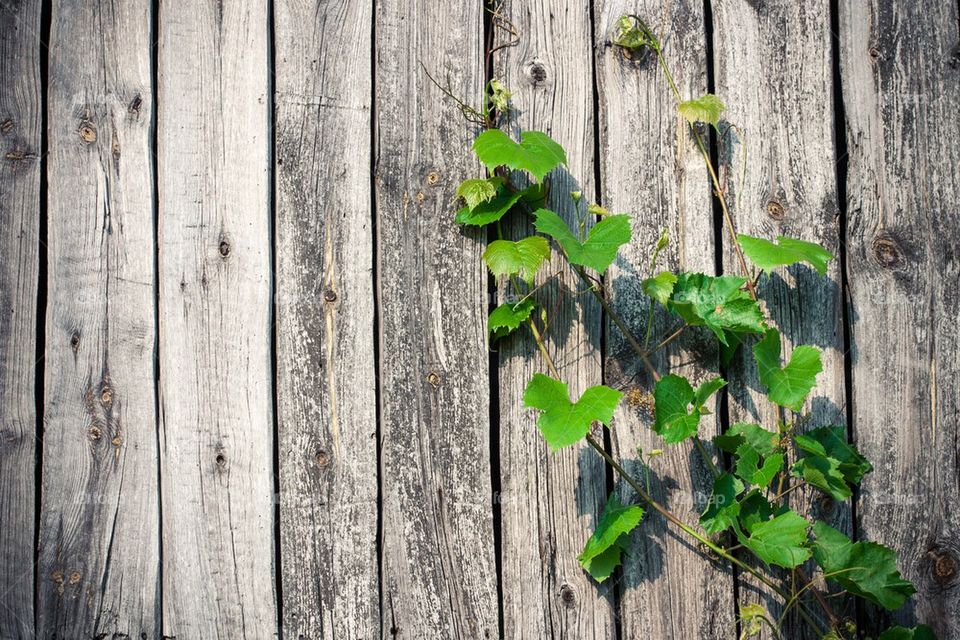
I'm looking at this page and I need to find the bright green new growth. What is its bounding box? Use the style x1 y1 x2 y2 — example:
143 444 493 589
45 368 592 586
455 187 527 226
523 374 623 451
482 236 550 284
753 328 822 411
715 423 784 489
488 299 536 341
641 271 677 306
456 177 502 209
678 93 726 130
652 374 726 444
739 510 812 569
577 493 644 582
737 234 836 276
666 273 765 344
532 208 631 274
472 129 567 182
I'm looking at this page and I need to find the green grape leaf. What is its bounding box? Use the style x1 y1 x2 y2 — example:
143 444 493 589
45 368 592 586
455 187 526 227
524 374 624 450
794 426 873 485
678 94 726 130
642 271 678 307
456 177 502 209
792 454 850 500
652 374 726 444
613 15 655 50
472 129 567 182
700 472 744 534
578 493 644 582
532 208 631 274
737 489 777 533
753 328 822 412
483 236 550 284
668 273 766 344
811 522 916 611
738 603 769 637
488 299 536 341
739 510 811 568
878 626 937 640
488 79 511 113
737 234 835 277
715 423 784 489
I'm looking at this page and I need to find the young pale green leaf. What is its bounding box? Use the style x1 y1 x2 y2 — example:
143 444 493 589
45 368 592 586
642 271 677 307
753 328 822 412
587 202 609 217
456 177 502 210
739 510 811 568
811 522 916 611
532 208 631 274
483 236 550 284
737 234 835 277
488 299 536 342
715 423 784 489
523 374 624 450
613 15 655 50
878 626 937 640
668 273 765 344
472 129 567 182
738 603 770 638
652 374 726 444
488 79 511 113
455 187 526 227
678 93 725 130
700 472 744 534
578 493 644 582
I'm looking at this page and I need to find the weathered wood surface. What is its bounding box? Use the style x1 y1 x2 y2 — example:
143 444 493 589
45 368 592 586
840 1 960 637
274 0 379 636
38 0 159 636
0 0 40 637
712 1 848 635
374 0 499 637
493 1 614 638
157 0 276 636
595 1 734 637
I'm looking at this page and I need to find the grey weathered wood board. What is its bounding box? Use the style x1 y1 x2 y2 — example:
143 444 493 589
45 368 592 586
374 0 499 637
493 1 614 637
712 1 848 635
595 1 735 637
157 0 276 636
274 0 380 636
840 0 960 637
0 0 41 637
38 0 159 636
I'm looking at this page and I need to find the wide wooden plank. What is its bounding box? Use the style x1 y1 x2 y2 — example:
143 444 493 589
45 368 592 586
493 1 613 637
274 0 379 637
712 1 847 635
0 0 41 636
374 0 499 636
157 1 276 636
37 0 159 636
840 1 960 636
594 1 734 637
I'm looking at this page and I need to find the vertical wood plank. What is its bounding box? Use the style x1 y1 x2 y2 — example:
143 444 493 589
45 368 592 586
493 1 613 637
594 1 734 637
0 0 41 636
374 0 499 636
840 1 960 636
38 0 159 636
157 0 276 636
274 0 379 637
712 1 847 634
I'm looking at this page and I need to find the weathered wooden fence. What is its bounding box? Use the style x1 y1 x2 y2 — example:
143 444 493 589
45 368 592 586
0 0 957 638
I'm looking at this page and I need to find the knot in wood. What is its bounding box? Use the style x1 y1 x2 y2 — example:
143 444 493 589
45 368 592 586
0 119 13 133
871 235 905 269
931 549 957 585
68 571 81 585
323 288 337 302
558 583 577 608
70 331 81 351
314 449 329 467
426 371 441 389
111 435 123 447
218 240 231 257
78 121 97 143
426 170 440 186
100 387 113 406
88 426 102 441
525 60 548 86
766 200 785 220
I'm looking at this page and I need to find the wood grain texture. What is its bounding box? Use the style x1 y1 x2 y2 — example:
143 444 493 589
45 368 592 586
38 0 159 636
274 0 379 637
840 1 960 636
492 1 614 638
712 1 847 634
157 0 276 636
374 0 499 637
0 0 41 636
594 1 735 637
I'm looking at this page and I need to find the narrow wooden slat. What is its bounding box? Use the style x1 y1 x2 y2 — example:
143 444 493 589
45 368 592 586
38 1 158 636
374 0 499 636
0 0 41 636
712 2 847 635
840 1 960 636
157 1 276 636
493 1 613 637
274 0 379 636
594 1 734 636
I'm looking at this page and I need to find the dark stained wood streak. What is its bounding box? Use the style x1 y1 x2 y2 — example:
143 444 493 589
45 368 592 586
0 0 41 636
37 0 159 636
